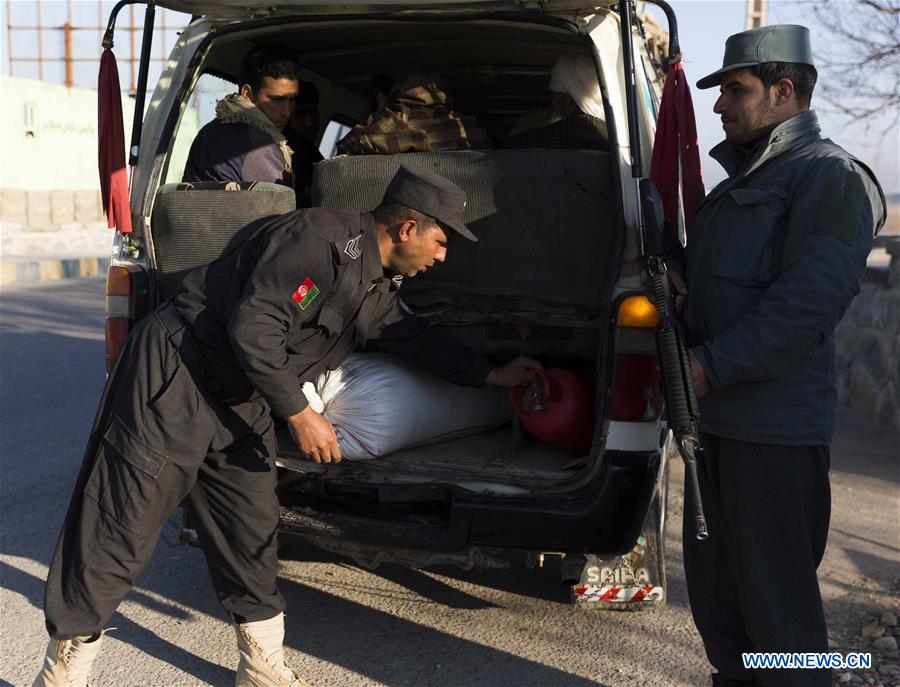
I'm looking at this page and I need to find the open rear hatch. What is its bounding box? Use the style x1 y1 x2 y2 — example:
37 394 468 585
141 8 633 495
121 0 676 562
154 0 609 18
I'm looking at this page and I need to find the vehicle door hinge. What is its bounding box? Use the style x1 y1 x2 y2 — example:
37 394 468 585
121 231 143 260
517 0 546 11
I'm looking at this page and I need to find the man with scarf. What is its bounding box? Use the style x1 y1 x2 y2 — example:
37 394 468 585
337 73 493 155
183 45 299 187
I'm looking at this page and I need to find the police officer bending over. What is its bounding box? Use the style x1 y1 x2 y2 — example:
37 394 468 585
35 166 541 687
681 25 886 687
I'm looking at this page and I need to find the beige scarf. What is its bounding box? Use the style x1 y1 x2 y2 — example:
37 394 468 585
215 94 293 173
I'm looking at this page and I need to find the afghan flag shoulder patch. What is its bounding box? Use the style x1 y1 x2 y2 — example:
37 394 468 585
292 277 320 310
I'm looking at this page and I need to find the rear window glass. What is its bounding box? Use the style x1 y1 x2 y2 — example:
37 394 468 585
165 72 236 184
318 119 353 159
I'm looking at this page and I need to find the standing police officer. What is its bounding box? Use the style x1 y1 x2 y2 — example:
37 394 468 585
681 25 886 687
35 166 540 687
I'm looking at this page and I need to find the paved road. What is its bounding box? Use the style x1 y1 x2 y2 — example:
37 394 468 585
1 277 897 687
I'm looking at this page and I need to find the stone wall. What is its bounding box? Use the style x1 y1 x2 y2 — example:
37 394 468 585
836 237 900 431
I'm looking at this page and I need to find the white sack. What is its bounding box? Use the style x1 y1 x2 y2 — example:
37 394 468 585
302 353 512 460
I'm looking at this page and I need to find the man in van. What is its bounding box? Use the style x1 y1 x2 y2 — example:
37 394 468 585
35 165 540 687
337 73 493 154
507 54 608 150
283 80 324 206
681 25 885 687
182 44 301 188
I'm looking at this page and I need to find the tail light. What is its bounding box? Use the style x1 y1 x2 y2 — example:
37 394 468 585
609 296 663 421
105 265 137 373
610 353 662 420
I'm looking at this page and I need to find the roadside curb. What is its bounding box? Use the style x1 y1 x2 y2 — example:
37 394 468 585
0 257 110 287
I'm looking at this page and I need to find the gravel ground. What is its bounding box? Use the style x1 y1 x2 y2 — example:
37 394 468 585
822 410 900 687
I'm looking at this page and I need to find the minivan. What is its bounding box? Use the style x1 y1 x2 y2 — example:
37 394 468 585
103 0 681 607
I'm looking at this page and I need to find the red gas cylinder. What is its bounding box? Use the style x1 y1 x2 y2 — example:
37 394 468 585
510 368 596 457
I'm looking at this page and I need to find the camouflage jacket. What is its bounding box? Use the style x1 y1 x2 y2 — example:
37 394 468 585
338 75 493 155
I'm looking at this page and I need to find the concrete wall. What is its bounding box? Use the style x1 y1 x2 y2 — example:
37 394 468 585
836 237 900 431
1 75 135 191
0 188 112 257
0 75 199 257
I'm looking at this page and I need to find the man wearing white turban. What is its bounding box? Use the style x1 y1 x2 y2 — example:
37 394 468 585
508 54 608 146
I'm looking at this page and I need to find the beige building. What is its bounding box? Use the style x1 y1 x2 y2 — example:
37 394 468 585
0 75 198 256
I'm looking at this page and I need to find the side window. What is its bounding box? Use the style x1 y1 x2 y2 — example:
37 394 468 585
318 119 353 159
165 72 237 184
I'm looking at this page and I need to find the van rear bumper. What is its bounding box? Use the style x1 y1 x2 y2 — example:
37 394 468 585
458 450 662 554
277 449 662 557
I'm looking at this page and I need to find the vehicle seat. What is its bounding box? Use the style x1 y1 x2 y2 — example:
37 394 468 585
311 149 614 309
150 181 296 300
506 113 609 151
310 149 616 360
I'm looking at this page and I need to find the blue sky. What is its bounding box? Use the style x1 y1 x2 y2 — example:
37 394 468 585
2 0 897 193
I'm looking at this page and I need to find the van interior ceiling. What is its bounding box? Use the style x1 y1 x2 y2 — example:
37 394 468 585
177 17 622 491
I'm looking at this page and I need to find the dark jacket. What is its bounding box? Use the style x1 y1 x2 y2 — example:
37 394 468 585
182 119 293 187
174 209 493 418
283 125 323 207
685 111 885 445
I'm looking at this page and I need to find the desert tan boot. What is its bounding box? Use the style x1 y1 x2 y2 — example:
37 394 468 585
33 633 104 687
234 613 310 687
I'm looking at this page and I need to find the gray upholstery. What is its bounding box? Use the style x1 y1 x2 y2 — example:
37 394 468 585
151 181 296 300
507 113 609 151
311 150 617 360
311 150 616 312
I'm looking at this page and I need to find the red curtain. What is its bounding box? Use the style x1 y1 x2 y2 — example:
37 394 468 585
98 48 133 233
650 62 704 233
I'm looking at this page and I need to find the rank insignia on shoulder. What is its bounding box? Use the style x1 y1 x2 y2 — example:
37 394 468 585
344 236 362 260
292 277 320 310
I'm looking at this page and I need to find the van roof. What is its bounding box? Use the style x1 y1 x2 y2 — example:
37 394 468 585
156 0 612 18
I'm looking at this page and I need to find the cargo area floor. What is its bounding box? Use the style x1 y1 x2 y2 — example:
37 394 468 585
381 425 581 472
278 424 586 486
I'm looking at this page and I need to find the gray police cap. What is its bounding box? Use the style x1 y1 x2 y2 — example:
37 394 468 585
697 24 814 90
382 164 477 242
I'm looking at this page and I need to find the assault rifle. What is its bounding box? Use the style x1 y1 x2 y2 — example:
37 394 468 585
617 0 706 538
640 179 708 541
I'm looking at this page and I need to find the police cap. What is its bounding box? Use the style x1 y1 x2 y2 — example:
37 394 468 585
697 24 815 90
382 164 477 242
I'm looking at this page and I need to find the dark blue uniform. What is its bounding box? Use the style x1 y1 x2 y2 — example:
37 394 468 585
682 111 885 687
